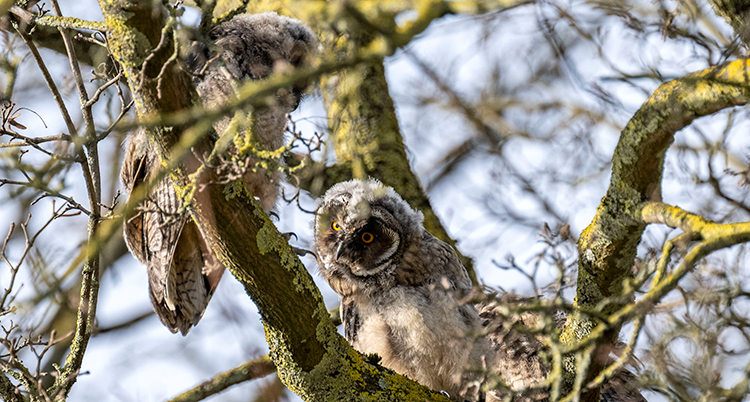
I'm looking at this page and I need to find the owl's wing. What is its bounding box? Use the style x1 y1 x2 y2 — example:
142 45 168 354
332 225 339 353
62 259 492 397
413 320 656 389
479 300 645 402
121 129 151 263
141 177 190 332
121 134 224 335
600 369 646 402
478 301 549 397
142 178 225 335
421 232 472 291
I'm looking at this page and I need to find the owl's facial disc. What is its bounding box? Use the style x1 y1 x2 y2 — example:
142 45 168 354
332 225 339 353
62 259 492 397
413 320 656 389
333 215 401 277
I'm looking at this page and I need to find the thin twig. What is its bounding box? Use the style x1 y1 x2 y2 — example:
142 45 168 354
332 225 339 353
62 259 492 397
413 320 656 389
46 1 101 396
84 70 123 108
167 356 275 402
137 20 173 92
50 0 100 205
154 28 180 99
0 180 91 216
94 311 153 335
14 29 77 138
96 100 134 142
0 130 76 161
0 133 71 145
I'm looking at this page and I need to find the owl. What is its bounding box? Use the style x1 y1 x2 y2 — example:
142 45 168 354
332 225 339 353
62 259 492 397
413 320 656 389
314 178 489 396
121 12 316 335
314 179 644 401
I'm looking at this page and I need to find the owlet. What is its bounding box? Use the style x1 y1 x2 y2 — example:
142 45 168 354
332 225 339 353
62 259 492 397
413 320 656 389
121 12 316 335
314 179 644 401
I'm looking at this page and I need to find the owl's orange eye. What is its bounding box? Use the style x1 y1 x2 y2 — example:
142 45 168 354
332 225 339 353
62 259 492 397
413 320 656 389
331 222 341 231
361 232 374 243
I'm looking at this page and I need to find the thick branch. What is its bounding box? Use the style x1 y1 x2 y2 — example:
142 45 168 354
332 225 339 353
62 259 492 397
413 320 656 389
563 214 750 357
236 0 529 31
10 7 107 31
640 202 712 235
11 5 110 68
641 202 750 248
563 59 750 401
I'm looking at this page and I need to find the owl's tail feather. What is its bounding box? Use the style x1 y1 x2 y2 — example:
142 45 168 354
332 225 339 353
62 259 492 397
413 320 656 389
122 150 225 335
154 218 224 336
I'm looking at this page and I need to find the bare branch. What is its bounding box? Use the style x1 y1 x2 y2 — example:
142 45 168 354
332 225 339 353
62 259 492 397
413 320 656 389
167 356 276 402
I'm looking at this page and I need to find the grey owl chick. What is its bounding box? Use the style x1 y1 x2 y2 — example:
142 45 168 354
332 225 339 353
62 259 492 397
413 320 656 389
121 12 316 335
314 179 644 401
314 178 488 396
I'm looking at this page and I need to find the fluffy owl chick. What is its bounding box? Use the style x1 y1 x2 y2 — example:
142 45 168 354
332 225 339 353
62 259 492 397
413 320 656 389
121 12 316 335
314 179 644 401
314 178 487 396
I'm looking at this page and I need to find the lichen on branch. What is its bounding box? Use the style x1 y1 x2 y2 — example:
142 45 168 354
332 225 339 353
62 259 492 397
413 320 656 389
562 58 750 401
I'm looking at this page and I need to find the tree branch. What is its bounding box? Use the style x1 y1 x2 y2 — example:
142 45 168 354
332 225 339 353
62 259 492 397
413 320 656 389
640 202 713 235
11 6 110 68
167 356 275 402
562 59 750 401
49 0 103 393
10 7 107 31
707 0 750 45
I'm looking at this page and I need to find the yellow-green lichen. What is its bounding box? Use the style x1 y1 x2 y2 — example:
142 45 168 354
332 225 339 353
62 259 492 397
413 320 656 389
222 179 244 201
250 204 321 296
102 13 152 71
36 15 108 31
260 280 449 401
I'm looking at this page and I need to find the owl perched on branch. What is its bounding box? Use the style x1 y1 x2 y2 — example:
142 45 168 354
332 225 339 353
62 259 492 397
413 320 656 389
121 12 316 335
313 179 644 401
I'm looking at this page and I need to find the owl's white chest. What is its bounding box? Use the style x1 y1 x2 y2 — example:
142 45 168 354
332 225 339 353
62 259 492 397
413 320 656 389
350 287 480 393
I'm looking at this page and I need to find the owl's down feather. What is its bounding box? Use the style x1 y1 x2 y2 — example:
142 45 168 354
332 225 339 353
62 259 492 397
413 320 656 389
121 13 316 335
313 179 644 401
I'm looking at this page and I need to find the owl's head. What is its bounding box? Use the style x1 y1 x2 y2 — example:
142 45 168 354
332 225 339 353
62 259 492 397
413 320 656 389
209 12 316 84
187 12 317 112
314 179 424 296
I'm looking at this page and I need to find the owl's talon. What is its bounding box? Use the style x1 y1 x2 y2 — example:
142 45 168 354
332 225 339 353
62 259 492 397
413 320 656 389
267 211 280 221
292 247 315 257
281 232 298 241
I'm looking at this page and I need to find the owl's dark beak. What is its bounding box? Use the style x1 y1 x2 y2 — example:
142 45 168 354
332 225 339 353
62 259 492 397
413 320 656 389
335 242 344 261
